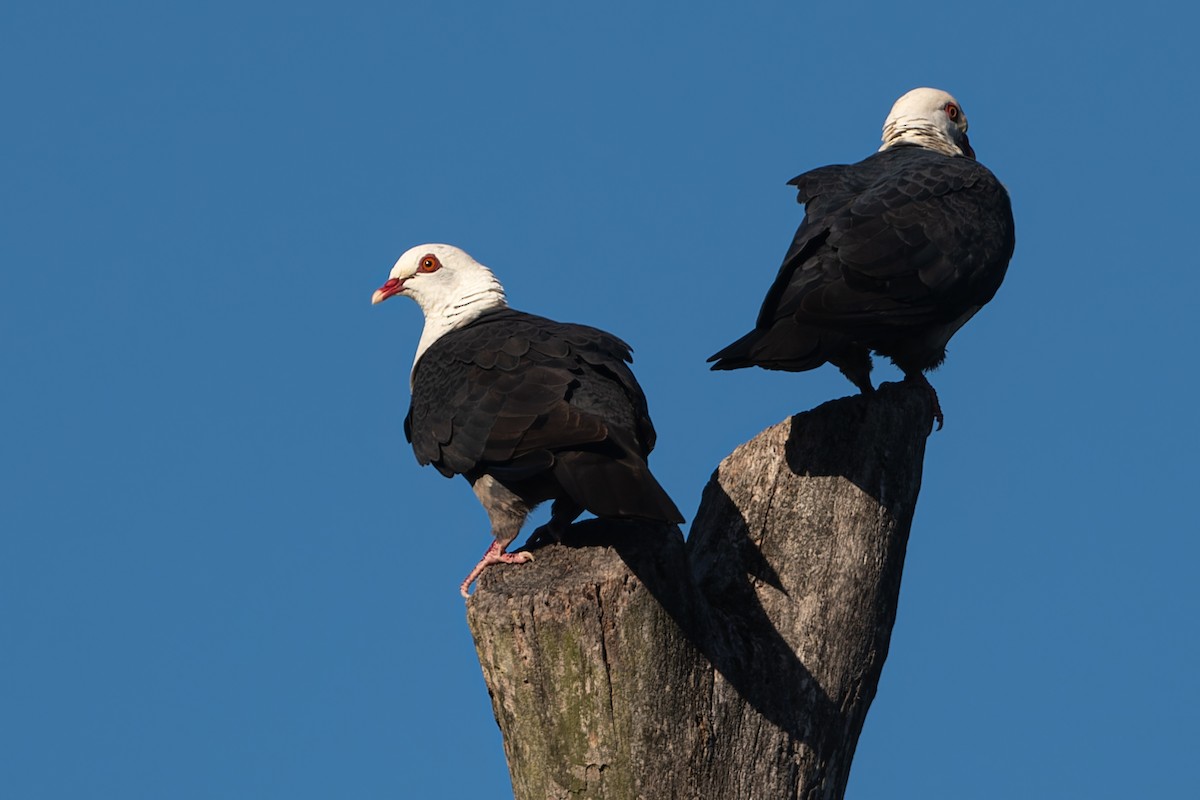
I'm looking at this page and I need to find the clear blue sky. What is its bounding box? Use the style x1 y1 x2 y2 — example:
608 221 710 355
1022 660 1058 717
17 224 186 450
3 1 1196 797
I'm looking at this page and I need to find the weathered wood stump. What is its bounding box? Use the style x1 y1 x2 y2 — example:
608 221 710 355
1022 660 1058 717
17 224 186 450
467 382 933 800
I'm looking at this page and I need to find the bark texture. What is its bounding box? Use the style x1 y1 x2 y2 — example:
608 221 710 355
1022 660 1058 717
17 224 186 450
466 382 933 800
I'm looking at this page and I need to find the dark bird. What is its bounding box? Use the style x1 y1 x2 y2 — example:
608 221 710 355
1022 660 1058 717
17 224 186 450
709 87 1015 428
372 244 684 597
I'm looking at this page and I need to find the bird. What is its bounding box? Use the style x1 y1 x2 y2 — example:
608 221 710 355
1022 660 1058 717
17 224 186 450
708 87 1015 429
372 244 684 597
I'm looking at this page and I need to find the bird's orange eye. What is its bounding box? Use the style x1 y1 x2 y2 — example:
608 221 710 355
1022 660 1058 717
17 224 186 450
418 254 441 273
945 103 960 121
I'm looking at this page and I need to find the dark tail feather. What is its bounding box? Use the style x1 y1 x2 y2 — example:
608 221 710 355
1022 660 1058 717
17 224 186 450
709 321 831 372
553 451 685 524
708 328 764 370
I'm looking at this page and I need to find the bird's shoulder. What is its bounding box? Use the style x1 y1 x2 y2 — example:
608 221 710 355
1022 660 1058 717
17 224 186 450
424 309 634 372
791 146 1005 215
757 147 1013 328
406 309 644 476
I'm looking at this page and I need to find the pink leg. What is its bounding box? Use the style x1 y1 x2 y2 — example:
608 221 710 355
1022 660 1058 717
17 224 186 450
460 540 534 598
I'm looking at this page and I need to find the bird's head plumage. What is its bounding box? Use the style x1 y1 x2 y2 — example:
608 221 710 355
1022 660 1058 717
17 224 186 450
372 243 508 318
879 87 975 159
372 243 509 379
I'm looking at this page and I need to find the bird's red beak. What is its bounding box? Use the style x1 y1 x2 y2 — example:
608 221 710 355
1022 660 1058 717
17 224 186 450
371 277 404 305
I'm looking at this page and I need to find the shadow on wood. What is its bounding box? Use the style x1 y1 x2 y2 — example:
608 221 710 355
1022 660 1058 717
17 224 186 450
467 381 933 800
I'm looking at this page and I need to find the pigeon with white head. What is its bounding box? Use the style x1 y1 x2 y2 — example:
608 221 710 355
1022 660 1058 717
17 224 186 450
374 244 683 596
709 87 1015 429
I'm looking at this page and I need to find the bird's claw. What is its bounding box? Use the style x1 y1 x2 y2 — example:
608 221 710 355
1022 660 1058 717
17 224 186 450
459 544 534 599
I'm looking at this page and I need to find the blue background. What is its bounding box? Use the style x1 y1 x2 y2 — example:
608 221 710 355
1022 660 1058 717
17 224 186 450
3 1 1196 797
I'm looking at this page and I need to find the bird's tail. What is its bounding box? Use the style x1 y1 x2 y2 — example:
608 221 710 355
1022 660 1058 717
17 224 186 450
706 329 760 370
553 450 685 525
708 321 828 372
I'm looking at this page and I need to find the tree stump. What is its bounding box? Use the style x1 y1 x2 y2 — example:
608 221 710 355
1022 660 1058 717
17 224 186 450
466 382 933 800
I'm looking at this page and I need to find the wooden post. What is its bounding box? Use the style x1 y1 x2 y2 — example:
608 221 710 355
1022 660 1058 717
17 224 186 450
467 382 932 799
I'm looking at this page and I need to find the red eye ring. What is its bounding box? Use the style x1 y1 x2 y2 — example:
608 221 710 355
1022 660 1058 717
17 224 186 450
945 103 960 121
417 254 441 273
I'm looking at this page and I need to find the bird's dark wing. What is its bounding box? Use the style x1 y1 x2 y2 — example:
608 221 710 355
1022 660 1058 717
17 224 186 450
760 147 1015 340
405 310 657 479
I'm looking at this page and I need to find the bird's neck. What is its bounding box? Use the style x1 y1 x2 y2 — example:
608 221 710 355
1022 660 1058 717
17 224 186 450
879 119 961 157
411 270 508 383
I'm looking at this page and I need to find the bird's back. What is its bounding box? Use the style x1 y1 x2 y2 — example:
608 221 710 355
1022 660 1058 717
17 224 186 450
712 146 1014 375
406 309 655 465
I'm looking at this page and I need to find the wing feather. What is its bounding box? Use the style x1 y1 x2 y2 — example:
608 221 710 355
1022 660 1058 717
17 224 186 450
767 148 1012 336
407 310 657 479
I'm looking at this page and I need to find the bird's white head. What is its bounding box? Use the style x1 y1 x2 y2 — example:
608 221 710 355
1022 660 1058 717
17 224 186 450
372 243 509 372
879 87 975 159
372 243 507 315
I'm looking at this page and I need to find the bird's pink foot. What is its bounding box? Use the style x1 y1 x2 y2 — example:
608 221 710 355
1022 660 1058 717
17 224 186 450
459 541 534 598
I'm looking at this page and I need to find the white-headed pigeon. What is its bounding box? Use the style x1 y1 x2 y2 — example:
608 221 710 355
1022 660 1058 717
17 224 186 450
709 88 1016 428
373 244 684 597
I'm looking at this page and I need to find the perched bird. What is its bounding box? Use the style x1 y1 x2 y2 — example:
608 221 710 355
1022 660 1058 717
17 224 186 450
373 244 684 597
709 88 1015 428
